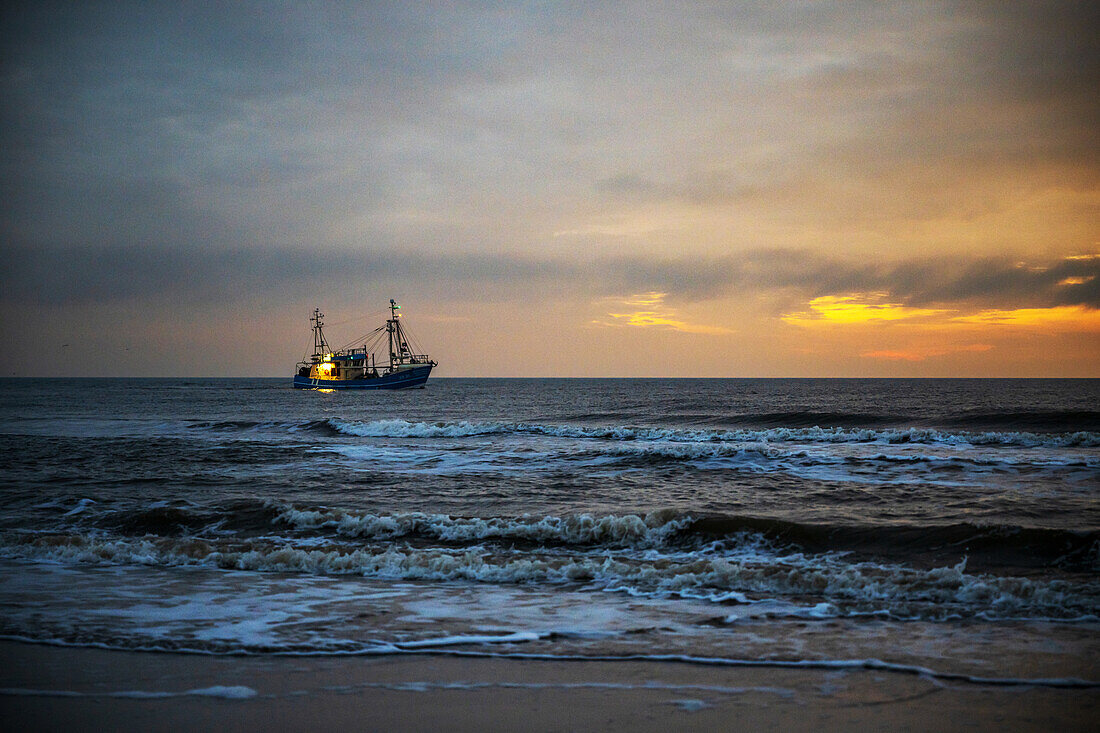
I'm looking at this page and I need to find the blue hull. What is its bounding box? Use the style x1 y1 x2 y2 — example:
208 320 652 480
293 364 433 390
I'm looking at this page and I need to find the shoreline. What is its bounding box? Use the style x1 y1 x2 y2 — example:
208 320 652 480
1 641 1095 732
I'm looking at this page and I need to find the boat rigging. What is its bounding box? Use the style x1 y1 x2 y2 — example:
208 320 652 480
292 300 436 390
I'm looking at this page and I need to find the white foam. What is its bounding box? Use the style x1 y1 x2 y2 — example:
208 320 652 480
270 503 694 548
62 498 97 516
395 631 546 648
392 650 1100 689
322 418 1100 448
184 685 258 699
665 698 710 711
347 680 794 698
0 685 258 699
3 534 1094 622
329 418 507 439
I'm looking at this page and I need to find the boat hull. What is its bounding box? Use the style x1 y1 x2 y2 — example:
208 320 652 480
292 364 433 390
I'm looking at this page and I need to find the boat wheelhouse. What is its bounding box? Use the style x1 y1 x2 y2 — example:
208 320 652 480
293 300 436 390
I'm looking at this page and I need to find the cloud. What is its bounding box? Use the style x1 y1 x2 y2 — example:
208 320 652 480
5 240 1098 319
0 243 587 306
4 2 1096 249
781 295 953 326
951 306 1100 332
861 344 993 362
593 292 733 335
773 255 1100 340
605 250 1100 311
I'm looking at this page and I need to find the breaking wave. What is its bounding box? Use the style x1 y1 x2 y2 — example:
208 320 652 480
23 498 1100 569
127 416 1100 448
271 504 695 548
317 418 1100 448
2 530 1095 622
4 497 1099 622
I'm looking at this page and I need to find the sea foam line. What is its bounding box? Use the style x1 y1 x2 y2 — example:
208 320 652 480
335 679 795 698
0 685 258 699
389 649 1100 689
323 418 1100 448
2 634 1092 690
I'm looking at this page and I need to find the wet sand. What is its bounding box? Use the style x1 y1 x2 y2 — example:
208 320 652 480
0 642 1095 732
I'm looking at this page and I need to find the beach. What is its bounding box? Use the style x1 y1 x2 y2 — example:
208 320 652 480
3 641 1096 732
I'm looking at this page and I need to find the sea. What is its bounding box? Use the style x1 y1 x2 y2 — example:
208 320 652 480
0 378 1097 690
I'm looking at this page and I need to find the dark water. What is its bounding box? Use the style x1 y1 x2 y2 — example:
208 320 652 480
0 378 1097 686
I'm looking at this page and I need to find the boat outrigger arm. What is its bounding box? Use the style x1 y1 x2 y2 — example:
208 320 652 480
292 299 436 390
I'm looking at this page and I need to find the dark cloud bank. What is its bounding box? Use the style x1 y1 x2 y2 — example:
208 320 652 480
4 244 1095 313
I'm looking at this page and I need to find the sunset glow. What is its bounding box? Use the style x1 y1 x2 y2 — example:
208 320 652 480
0 3 1096 376
598 293 734 336
952 306 1100 332
781 295 954 327
860 345 994 363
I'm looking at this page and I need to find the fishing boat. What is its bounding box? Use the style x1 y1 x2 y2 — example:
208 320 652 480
293 300 436 389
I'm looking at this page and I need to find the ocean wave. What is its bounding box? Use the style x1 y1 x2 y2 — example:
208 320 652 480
15 415 1100 449
328 418 509 438
2 532 1095 621
24 498 1100 570
943 410 1100 433
719 411 904 428
188 419 344 437
271 504 696 548
166 415 1100 448
568 442 1100 472
271 505 1100 569
317 418 1100 448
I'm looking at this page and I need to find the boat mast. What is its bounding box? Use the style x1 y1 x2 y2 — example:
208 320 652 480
311 308 330 360
387 299 399 370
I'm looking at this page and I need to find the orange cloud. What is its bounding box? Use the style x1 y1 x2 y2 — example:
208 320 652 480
783 292 1099 368
597 292 733 335
784 294 1100 334
951 306 1100 332
861 344 993 361
782 294 953 327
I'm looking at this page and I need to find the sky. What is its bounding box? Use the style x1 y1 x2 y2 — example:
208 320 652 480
1 1 1097 377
